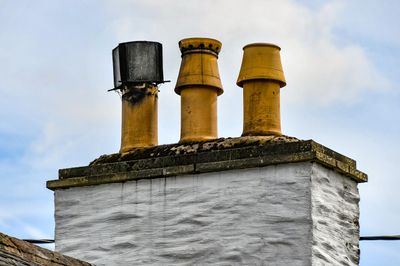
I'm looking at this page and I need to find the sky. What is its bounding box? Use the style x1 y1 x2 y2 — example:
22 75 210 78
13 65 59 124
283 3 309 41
0 0 399 264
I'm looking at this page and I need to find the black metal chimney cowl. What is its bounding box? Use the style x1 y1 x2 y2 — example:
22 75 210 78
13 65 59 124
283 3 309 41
112 41 164 90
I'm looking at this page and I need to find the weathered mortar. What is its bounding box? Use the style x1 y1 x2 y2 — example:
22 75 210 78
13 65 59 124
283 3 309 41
91 135 300 164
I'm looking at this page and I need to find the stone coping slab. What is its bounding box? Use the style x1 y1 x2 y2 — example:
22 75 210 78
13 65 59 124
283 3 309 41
47 136 367 190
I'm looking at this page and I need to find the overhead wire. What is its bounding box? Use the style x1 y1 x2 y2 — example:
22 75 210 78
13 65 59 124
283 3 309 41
360 235 400 241
22 235 400 244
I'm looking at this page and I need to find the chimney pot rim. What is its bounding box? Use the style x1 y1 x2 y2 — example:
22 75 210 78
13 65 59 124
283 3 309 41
243 43 281 50
179 37 222 54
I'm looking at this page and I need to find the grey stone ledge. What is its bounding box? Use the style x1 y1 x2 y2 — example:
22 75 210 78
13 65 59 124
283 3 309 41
47 138 367 190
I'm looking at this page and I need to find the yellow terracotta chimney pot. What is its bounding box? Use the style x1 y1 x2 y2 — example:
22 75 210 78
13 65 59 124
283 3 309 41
120 84 158 153
175 37 223 143
237 43 286 136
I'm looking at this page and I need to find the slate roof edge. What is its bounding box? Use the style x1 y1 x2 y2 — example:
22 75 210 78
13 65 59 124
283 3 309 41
0 232 92 266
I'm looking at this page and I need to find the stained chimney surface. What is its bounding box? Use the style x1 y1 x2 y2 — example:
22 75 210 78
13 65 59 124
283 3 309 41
112 41 164 153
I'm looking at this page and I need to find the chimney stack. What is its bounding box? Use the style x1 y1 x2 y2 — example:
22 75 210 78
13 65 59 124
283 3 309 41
48 38 367 266
237 43 286 136
175 38 223 143
112 41 164 153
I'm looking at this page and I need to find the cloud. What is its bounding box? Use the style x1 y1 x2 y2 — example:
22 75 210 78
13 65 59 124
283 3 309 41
105 0 390 107
0 3 398 265
332 0 400 47
21 224 50 239
0 0 389 194
0 213 52 239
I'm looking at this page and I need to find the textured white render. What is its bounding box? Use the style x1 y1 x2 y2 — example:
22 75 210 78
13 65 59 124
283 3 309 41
311 163 360 265
54 162 359 265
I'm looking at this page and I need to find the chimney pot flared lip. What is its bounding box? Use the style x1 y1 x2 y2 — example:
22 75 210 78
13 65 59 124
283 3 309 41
179 37 222 55
243 43 281 51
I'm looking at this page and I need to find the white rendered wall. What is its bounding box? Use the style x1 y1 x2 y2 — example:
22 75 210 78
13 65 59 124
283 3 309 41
54 162 359 265
311 163 360 265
